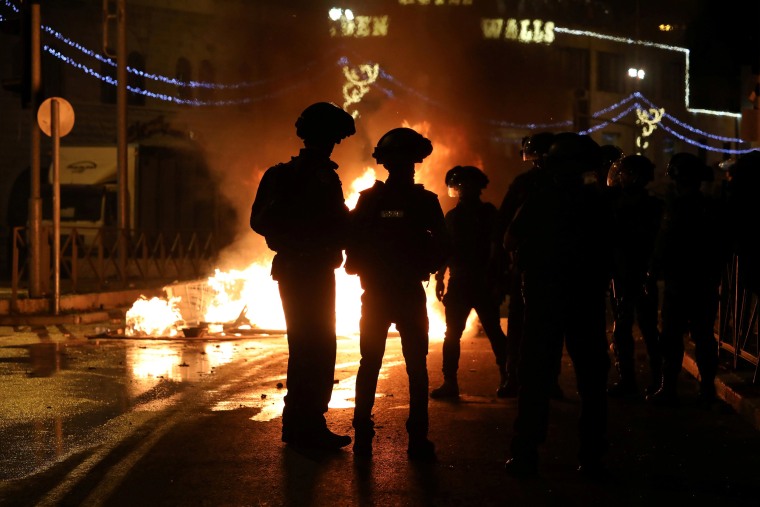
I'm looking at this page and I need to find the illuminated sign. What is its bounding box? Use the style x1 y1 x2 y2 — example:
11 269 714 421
398 0 472 5
329 9 389 37
482 18 555 44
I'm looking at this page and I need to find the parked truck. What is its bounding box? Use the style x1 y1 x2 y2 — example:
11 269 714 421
42 139 235 250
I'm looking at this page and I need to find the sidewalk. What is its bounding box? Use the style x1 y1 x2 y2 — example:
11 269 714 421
0 285 163 325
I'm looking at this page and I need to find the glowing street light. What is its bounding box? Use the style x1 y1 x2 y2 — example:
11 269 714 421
628 67 645 80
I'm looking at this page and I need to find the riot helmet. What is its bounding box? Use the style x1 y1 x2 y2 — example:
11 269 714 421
295 102 356 144
372 127 433 165
445 165 489 198
666 152 710 187
521 132 555 162
545 132 601 179
599 144 624 171
616 154 655 190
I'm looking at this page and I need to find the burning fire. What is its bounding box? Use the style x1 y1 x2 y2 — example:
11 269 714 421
126 121 482 339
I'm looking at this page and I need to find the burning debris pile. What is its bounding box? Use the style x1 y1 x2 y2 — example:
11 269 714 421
126 296 184 337
125 263 290 338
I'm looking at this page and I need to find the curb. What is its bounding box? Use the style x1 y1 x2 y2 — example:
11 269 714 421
0 287 163 323
682 349 760 432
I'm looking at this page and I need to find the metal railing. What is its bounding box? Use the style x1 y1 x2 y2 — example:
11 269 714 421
718 254 759 382
9 226 219 310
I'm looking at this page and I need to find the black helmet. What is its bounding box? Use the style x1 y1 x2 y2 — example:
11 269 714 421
666 152 710 185
616 154 655 188
599 144 624 171
545 132 601 176
445 165 489 189
372 127 433 165
295 102 356 143
521 132 555 162
728 150 760 190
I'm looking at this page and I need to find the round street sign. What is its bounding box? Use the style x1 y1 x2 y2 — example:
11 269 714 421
37 97 75 137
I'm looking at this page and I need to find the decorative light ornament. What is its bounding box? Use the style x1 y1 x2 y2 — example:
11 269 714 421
342 63 379 118
635 107 664 154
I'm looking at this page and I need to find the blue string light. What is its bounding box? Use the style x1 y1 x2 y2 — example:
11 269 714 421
580 103 641 135
44 45 335 106
636 92 745 143
659 124 756 154
42 24 334 90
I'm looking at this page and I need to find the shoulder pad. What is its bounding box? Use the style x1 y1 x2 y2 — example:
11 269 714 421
359 180 385 195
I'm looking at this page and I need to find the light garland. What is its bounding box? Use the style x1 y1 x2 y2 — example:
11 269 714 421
581 103 641 135
44 45 333 107
659 123 757 154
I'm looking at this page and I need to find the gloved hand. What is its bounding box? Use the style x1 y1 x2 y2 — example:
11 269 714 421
435 278 445 302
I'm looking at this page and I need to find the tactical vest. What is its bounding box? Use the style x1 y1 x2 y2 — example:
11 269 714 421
345 181 447 285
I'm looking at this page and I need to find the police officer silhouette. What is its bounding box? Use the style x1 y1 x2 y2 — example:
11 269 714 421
492 132 564 399
345 127 450 461
503 132 612 477
607 154 664 397
647 152 729 406
250 101 355 450
431 165 509 399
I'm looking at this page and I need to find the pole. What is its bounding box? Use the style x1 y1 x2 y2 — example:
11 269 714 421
51 99 60 315
116 0 128 283
28 0 42 297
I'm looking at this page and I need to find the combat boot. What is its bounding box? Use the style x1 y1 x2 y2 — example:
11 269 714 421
430 378 459 399
607 369 638 397
407 437 436 462
496 368 519 398
645 359 663 396
645 382 679 407
353 427 375 457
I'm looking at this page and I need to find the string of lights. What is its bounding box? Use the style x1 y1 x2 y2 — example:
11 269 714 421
44 45 334 107
581 103 641 135
659 123 756 154
636 92 745 143
41 24 339 91
591 93 638 119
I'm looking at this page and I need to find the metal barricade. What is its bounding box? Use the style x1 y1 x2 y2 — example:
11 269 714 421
9 226 219 309
717 254 759 382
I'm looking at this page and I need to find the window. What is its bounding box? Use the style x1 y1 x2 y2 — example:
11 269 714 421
100 58 116 104
41 44 64 99
175 57 193 102
597 51 624 93
198 60 215 102
558 47 590 90
127 51 146 106
661 59 683 101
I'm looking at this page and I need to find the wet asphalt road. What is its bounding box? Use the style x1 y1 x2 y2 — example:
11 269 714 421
0 318 759 507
